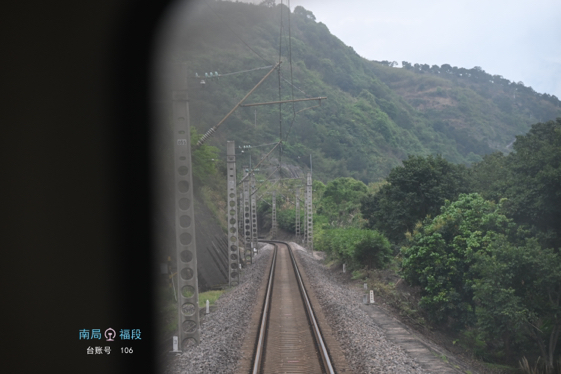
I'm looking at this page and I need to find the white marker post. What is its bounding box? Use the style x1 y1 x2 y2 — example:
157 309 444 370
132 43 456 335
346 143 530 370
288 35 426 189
206 300 210 314
343 264 346 273
369 290 375 304
170 336 181 353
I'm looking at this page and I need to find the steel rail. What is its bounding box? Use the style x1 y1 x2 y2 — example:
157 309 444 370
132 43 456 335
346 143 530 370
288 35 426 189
287 242 336 374
251 243 277 374
255 240 336 374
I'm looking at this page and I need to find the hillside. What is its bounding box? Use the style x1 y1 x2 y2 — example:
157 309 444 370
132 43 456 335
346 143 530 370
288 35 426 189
162 1 561 183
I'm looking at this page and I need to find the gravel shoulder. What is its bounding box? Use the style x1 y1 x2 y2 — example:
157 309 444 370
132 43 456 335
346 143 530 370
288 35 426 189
291 242 482 374
163 245 273 374
292 243 429 373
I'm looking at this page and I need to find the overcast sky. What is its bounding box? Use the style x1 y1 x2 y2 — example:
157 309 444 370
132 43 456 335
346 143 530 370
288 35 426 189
241 0 561 98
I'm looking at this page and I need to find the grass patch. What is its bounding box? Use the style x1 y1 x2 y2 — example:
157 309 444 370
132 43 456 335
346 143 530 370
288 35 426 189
483 362 518 373
365 267 427 328
198 290 225 307
324 259 340 268
156 286 226 338
351 269 367 280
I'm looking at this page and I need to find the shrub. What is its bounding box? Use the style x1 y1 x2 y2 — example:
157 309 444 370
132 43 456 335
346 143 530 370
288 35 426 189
316 227 391 269
353 229 392 269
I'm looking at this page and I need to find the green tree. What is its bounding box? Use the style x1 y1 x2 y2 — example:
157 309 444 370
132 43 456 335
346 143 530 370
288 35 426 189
317 177 367 227
353 229 392 269
276 206 305 233
190 127 219 186
473 238 561 368
293 5 316 21
361 155 469 244
469 151 510 202
316 227 391 269
176 2 561 184
401 193 513 327
502 118 561 250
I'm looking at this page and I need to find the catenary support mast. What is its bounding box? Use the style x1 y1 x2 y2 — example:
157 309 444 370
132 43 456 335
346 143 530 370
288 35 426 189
306 172 313 252
272 190 277 239
226 141 240 286
172 63 200 347
250 173 258 254
242 172 252 264
295 187 300 243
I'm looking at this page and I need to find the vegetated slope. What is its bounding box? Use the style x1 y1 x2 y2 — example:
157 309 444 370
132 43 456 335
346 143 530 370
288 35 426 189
372 61 561 153
169 1 561 183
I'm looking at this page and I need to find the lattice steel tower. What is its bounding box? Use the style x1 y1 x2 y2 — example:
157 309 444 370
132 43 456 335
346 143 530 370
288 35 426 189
306 172 313 252
172 63 200 347
295 188 300 243
242 173 252 264
271 190 277 239
226 141 239 286
250 173 258 254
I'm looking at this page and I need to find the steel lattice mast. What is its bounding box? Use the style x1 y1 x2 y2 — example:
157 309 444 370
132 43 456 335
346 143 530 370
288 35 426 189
172 63 200 347
295 187 300 243
242 172 252 264
306 172 313 252
250 173 258 254
226 141 240 286
271 190 277 239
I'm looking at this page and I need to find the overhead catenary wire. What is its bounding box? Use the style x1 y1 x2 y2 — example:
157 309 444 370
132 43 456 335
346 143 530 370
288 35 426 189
203 65 274 78
253 172 306 201
197 62 281 147
277 0 284 176
257 188 307 209
238 141 282 185
280 74 309 97
201 2 323 204
247 2 321 194
250 167 284 200
240 97 326 107
285 0 297 143
239 141 279 149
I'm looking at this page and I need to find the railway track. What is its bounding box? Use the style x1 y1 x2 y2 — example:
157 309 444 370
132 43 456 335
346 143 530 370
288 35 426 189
241 241 344 374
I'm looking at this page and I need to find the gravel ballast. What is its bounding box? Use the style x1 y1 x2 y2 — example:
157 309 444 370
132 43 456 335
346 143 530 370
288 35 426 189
292 243 427 374
164 245 273 374
165 242 428 373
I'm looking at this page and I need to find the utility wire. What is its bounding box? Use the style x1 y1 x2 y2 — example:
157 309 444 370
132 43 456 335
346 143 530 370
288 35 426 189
251 167 281 197
239 141 279 149
280 74 309 96
277 0 284 175
285 0 297 143
237 141 282 185
214 65 274 77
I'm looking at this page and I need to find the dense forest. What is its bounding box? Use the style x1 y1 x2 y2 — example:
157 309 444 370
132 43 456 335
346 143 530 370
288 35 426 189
166 1 561 183
164 1 561 372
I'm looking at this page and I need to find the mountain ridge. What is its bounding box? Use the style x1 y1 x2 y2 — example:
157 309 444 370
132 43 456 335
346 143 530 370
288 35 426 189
162 1 561 183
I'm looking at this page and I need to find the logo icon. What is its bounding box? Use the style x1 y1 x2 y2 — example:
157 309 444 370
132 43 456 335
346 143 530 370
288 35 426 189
105 328 116 341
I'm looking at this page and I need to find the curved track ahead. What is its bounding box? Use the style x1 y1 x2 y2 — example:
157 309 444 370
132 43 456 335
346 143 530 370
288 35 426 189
251 241 335 374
